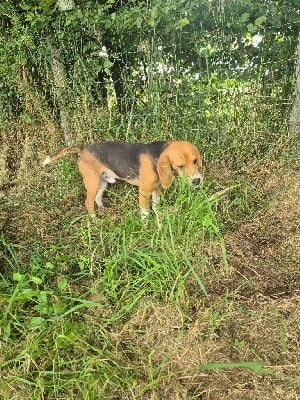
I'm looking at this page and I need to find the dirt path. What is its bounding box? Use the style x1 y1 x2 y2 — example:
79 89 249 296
226 162 299 301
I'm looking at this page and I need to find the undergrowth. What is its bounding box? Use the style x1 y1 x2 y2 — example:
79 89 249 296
0 87 299 399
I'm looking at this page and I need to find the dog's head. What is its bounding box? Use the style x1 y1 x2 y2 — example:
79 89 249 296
157 141 202 188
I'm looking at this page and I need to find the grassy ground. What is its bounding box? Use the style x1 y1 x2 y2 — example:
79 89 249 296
0 115 299 399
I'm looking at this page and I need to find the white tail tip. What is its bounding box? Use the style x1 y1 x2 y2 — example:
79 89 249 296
43 156 51 167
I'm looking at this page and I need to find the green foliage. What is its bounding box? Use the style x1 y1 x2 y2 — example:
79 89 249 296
0 184 229 397
0 184 218 338
0 1 299 398
0 0 299 123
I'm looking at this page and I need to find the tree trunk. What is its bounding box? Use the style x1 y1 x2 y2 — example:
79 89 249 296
47 38 72 146
290 32 300 136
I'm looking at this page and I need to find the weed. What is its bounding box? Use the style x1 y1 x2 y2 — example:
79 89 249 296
1 60 299 399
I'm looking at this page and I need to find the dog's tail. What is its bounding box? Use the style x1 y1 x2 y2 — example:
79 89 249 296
43 146 82 167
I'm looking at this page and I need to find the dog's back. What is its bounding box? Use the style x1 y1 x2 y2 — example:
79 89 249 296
86 141 168 180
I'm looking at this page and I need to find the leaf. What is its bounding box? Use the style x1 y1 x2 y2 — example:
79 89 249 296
20 4 31 10
3 322 11 338
247 23 257 33
38 291 52 303
176 17 189 30
53 302 68 315
40 0 57 13
203 214 213 228
29 317 47 330
58 278 68 292
240 13 249 23
33 302 51 315
149 5 158 28
13 273 24 282
21 288 38 299
255 16 266 28
193 361 272 375
136 16 142 29
44 262 55 270
30 276 43 285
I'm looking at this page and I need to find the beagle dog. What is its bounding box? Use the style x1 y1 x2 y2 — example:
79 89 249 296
43 140 202 220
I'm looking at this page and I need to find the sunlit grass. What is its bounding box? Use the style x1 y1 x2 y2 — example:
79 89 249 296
1 82 298 398
1 176 229 395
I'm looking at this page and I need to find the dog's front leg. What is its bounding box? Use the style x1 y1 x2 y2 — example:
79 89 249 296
138 157 158 224
151 189 160 211
151 189 162 228
139 187 152 224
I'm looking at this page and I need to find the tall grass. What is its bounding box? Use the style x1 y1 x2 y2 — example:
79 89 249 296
1 43 297 399
0 160 237 394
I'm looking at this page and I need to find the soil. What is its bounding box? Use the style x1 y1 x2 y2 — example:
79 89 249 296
123 160 300 399
1 133 299 399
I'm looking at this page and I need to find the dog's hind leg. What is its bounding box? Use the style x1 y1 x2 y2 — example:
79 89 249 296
95 177 108 208
82 173 100 217
95 171 116 208
78 158 100 217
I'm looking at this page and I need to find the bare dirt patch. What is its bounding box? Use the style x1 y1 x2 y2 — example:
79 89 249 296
121 160 300 399
227 162 299 300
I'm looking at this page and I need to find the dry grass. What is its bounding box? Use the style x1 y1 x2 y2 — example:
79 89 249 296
109 160 300 399
0 122 299 399
90 163 299 399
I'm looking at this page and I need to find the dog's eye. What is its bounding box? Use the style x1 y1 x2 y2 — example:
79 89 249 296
176 165 184 169
193 159 198 165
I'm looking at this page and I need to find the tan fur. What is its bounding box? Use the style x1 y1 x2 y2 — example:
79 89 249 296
42 146 82 166
43 140 202 218
158 141 201 188
138 153 160 210
77 151 104 214
157 153 173 188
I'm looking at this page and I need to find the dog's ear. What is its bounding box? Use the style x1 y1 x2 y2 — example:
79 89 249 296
196 150 202 170
157 154 173 188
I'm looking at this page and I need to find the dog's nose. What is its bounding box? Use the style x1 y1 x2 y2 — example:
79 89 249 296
192 177 201 186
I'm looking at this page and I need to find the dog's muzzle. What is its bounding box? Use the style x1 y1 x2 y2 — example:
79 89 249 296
190 174 202 188
192 177 201 186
